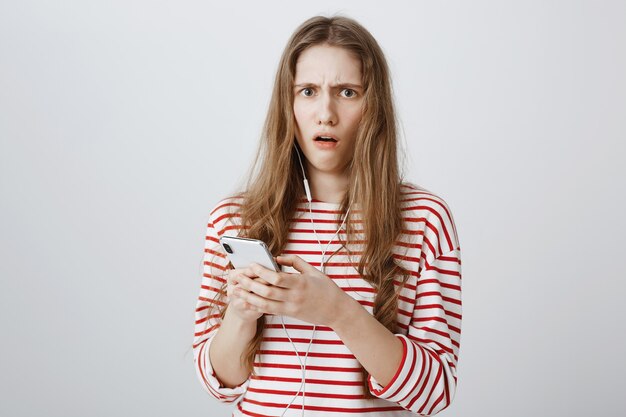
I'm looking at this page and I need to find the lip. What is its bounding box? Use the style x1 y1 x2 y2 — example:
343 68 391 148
312 131 339 142
313 140 338 150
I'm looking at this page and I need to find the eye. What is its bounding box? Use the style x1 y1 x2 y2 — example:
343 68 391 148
341 88 357 98
301 88 314 97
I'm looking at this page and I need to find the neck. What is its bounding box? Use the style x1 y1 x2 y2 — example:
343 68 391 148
306 166 350 204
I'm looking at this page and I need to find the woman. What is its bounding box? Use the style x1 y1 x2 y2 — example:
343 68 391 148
193 15 462 417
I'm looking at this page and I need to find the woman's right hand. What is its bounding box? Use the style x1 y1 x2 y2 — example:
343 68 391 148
225 268 269 322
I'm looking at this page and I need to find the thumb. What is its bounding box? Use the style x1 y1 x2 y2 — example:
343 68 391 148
276 255 315 273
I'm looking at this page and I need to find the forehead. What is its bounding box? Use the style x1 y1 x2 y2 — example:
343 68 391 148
294 44 362 83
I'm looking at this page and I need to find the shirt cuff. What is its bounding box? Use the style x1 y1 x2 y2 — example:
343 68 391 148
367 334 412 400
198 336 249 398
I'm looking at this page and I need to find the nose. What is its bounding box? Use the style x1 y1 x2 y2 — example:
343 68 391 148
316 91 337 126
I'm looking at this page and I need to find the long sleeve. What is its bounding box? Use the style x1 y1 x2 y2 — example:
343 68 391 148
193 188 461 416
368 248 462 415
192 204 249 402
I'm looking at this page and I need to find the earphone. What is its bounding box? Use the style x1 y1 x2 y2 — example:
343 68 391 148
279 144 352 417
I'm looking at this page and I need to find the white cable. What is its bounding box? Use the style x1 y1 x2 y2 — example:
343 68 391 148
279 315 314 417
281 200 348 417
281 145 312 417
281 145 351 417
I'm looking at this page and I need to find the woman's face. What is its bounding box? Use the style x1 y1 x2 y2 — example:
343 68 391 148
293 44 364 178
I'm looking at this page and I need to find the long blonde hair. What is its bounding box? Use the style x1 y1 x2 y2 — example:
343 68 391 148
214 14 409 399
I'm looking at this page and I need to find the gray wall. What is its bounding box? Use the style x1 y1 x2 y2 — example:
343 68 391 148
1 1 624 416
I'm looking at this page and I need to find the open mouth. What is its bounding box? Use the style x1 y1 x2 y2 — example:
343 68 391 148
314 136 338 143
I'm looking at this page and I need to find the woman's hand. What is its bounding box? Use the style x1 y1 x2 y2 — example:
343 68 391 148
225 268 270 322
231 255 353 327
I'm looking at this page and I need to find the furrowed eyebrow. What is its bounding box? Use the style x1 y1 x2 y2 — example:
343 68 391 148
294 83 363 89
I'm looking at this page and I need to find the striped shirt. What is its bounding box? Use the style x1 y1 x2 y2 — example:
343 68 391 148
193 183 462 416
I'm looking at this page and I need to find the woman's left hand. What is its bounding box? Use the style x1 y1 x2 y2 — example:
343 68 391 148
231 254 352 327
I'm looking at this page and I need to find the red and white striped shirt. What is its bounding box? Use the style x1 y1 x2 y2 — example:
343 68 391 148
193 183 462 416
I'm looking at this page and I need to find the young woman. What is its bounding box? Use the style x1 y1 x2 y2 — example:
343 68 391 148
193 15 462 417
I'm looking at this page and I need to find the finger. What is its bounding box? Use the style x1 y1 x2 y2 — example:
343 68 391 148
276 255 316 274
233 268 280 285
241 267 258 278
228 268 257 285
226 282 240 299
225 269 236 285
237 275 289 301
226 269 242 285
249 263 294 288
230 292 259 312
234 286 282 315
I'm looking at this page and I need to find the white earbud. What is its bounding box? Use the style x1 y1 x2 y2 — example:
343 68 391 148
294 144 312 203
303 179 312 203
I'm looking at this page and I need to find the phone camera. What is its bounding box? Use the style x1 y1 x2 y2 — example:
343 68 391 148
223 243 233 254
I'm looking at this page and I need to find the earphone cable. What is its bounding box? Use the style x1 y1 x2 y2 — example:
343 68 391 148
283 144 356 416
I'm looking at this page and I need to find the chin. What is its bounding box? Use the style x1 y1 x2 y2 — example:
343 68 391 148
310 161 348 175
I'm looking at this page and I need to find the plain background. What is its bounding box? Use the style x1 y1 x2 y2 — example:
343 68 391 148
1 1 625 416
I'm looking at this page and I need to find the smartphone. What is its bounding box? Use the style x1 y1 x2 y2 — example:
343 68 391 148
219 236 280 272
